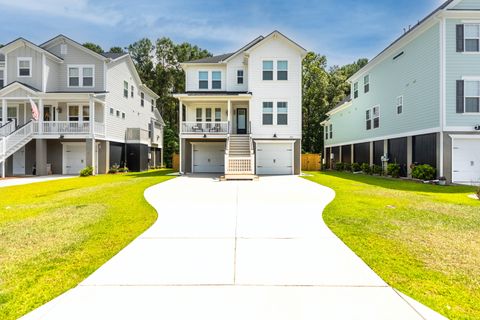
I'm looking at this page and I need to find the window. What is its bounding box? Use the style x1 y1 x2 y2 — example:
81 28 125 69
205 108 212 122
60 44 68 55
122 112 126 119
116 110 120 117
364 75 370 93
237 70 244 84
373 106 380 128
262 102 273 125
110 107 114 115
465 24 480 52
0 70 4 88
212 71 221 89
123 81 128 98
68 65 94 87
277 102 288 125
151 99 155 112
68 105 79 121
131 85 134 98
329 124 333 139
325 125 329 140
263 61 273 80
366 110 371 130
396 96 403 114
196 108 202 122
141 92 145 107
199 71 208 89
277 60 288 80
465 80 480 113
17 58 31 77
353 82 359 99
82 106 90 121
215 108 221 122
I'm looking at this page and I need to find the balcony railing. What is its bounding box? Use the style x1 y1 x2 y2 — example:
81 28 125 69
32 121 105 136
126 128 150 144
181 121 228 134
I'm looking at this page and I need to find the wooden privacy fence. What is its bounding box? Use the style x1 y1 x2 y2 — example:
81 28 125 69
172 153 179 171
302 153 322 171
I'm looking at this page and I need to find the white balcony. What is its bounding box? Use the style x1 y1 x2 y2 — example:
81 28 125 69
32 121 105 137
181 121 229 135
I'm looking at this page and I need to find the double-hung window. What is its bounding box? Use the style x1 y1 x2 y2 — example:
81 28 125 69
263 61 273 80
237 70 244 84
396 96 403 114
465 24 480 52
131 85 134 98
68 105 79 121
366 110 372 130
0 70 4 88
212 71 221 89
262 102 273 125
329 124 333 139
373 106 380 128
18 58 32 77
199 71 208 89
465 80 480 113
68 65 94 87
141 92 145 107
353 82 359 99
364 75 370 93
325 125 329 140
277 60 288 80
123 81 128 98
196 108 202 122
277 102 288 125
110 107 114 116
205 108 212 122
151 99 155 112
215 108 221 122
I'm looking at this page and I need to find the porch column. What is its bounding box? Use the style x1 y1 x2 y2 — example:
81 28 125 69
178 99 182 174
369 141 374 166
227 99 232 134
160 147 164 168
1 99 6 126
86 138 96 175
89 95 95 135
35 139 47 176
407 136 413 177
38 98 43 134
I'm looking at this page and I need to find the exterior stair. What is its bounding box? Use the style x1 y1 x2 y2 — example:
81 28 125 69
228 135 251 157
0 121 34 177
224 134 256 179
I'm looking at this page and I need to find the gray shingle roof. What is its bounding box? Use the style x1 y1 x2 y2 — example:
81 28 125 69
102 52 128 60
185 53 234 64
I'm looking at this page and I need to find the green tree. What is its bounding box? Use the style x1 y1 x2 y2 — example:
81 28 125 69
82 42 104 54
127 38 156 88
109 46 125 54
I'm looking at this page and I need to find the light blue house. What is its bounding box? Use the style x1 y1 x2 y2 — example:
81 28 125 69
323 0 480 185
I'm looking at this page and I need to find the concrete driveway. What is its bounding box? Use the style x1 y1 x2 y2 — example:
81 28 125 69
22 175 445 320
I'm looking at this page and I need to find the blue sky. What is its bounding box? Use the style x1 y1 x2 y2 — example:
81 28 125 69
0 0 445 66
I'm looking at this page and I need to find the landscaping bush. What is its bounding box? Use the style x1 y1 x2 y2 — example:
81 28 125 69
335 162 344 171
361 163 371 174
118 167 129 173
351 163 361 172
108 164 120 174
343 163 352 172
411 164 436 181
371 164 383 175
79 166 93 177
387 163 401 178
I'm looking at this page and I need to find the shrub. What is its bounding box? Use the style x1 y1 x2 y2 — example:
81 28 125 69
118 167 129 173
343 163 352 172
351 163 361 172
335 162 344 171
79 166 93 177
361 163 371 174
372 164 383 175
411 164 436 181
476 186 480 200
108 164 120 174
387 163 401 178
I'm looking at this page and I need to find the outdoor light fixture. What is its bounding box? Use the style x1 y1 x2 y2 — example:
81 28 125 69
203 134 207 138
273 133 277 138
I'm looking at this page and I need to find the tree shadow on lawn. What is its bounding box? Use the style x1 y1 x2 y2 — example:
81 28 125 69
126 169 175 178
320 171 477 195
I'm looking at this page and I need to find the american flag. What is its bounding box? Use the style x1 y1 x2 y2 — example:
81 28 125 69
29 98 39 121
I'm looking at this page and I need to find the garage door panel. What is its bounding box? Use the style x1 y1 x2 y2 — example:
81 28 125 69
64 144 86 175
193 143 225 173
256 143 293 175
452 139 480 184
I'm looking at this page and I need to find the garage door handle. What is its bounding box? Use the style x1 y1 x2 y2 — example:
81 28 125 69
453 170 459 172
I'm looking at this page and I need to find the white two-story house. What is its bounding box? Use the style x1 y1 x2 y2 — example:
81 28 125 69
0 35 163 177
174 31 306 176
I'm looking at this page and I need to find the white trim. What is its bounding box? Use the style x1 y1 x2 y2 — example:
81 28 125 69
324 127 441 148
449 134 480 139
440 16 446 177
17 57 32 78
445 126 480 131
67 64 95 88
66 103 90 122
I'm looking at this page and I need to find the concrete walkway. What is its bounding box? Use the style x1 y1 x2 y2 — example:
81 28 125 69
21 175 446 320
0 175 74 188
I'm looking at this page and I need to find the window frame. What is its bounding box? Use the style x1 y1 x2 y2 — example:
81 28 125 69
353 82 359 99
0 69 4 88
17 57 32 78
262 60 274 81
364 75 370 93
205 108 212 122
131 85 134 98
67 64 95 88
262 101 274 125
198 71 209 89
237 69 244 84
464 24 480 53
196 108 203 122
277 60 288 81
277 101 288 125
211 71 222 90
140 92 145 107
329 124 333 139
151 99 155 112
215 108 222 122
123 81 128 98
464 80 480 113
372 105 380 128
110 107 114 116
396 96 403 114
366 109 372 130
325 125 329 140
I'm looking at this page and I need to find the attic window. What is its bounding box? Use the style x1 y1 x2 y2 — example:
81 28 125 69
18 58 32 77
60 44 68 55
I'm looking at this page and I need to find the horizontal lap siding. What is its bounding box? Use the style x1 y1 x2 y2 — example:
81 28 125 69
341 145 351 163
453 0 480 9
388 137 408 177
354 143 370 164
413 133 437 168
7 46 43 89
326 23 440 147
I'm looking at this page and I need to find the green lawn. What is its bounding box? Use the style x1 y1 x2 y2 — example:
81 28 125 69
304 172 480 320
0 169 175 320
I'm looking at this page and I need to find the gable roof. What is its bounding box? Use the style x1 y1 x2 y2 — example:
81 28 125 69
0 38 63 62
40 34 108 61
185 53 234 64
0 81 41 96
102 52 129 60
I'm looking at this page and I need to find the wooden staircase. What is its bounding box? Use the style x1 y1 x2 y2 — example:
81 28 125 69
223 135 257 180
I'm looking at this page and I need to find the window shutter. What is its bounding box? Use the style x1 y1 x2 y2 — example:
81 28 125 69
456 24 465 52
456 80 464 113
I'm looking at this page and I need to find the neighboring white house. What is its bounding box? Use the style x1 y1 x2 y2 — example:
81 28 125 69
0 35 163 177
174 31 306 176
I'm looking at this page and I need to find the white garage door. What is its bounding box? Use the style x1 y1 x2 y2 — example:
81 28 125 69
452 138 480 184
64 143 86 175
192 142 225 173
256 143 293 175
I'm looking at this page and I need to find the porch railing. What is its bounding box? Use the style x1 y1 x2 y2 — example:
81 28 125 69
181 121 228 134
126 128 150 144
0 120 16 137
225 155 255 175
32 121 105 135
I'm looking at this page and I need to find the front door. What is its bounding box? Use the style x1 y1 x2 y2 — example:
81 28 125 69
236 108 247 134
